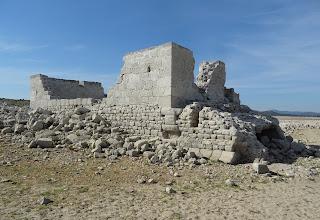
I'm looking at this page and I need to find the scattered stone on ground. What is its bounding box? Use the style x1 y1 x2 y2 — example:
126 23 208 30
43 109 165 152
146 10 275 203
39 197 53 205
165 186 176 194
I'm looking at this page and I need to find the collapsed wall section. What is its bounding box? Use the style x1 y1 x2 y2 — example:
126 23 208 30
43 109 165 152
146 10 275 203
93 102 276 164
30 74 104 109
196 61 226 102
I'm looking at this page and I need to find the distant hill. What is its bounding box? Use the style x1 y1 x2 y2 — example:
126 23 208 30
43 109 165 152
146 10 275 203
262 109 320 117
0 98 30 107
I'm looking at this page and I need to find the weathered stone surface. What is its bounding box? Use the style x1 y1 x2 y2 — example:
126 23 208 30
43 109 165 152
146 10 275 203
32 120 44 131
14 124 25 134
9 42 301 165
291 142 305 153
219 151 239 164
39 197 53 205
1 127 13 134
95 139 108 148
30 74 104 109
127 149 139 157
105 42 203 108
252 162 270 174
210 150 223 161
196 61 226 103
92 113 103 123
188 148 201 158
134 140 148 148
165 187 176 194
28 140 38 148
75 107 90 115
200 149 213 158
36 138 54 148
143 151 155 159
91 145 102 153
66 133 90 144
225 179 237 187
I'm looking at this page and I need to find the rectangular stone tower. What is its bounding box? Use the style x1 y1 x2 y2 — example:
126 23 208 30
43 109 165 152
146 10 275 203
105 42 203 108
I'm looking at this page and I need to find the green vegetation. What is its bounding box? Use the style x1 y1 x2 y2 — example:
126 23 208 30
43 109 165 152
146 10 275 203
0 98 29 107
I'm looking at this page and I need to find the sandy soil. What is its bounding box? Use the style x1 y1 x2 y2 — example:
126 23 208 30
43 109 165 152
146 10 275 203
276 116 320 121
277 116 320 145
0 118 320 219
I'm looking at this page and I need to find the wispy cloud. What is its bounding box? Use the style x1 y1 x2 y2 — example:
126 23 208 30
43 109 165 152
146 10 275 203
0 40 48 52
243 8 284 18
225 4 320 97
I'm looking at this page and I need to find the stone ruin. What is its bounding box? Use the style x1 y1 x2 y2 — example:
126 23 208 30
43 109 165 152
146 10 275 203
22 42 313 164
30 74 105 109
106 42 239 108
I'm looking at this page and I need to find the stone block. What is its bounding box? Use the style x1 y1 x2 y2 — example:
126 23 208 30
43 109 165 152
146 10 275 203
219 151 240 164
252 162 270 174
210 150 222 161
200 149 212 158
161 124 179 132
188 147 201 158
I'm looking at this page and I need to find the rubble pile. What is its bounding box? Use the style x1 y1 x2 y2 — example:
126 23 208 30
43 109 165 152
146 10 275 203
1 102 319 166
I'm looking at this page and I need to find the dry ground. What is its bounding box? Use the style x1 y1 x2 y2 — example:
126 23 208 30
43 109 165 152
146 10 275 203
276 116 320 146
1 117 320 219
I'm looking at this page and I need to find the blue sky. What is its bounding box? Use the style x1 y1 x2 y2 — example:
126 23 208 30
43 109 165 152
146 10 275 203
0 0 319 111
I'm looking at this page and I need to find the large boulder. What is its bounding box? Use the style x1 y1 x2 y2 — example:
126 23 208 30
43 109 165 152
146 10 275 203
28 137 56 149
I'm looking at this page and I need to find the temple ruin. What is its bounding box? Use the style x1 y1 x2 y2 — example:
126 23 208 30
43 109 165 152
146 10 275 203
29 42 289 164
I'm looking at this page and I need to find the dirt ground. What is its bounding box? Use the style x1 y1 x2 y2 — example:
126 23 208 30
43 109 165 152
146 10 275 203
1 118 320 219
276 116 320 146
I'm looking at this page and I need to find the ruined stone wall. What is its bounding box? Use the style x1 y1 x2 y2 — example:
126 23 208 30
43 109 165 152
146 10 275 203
37 98 279 164
26 43 292 164
196 61 226 103
225 88 240 105
31 98 96 110
94 104 164 137
30 74 104 109
91 102 250 163
30 42 240 110
105 42 204 108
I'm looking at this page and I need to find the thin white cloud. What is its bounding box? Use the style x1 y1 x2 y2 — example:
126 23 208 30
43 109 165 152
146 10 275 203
243 8 284 18
0 40 48 52
224 4 320 97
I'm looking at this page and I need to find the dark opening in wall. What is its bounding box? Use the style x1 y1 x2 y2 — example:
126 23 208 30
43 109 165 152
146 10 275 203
190 112 199 127
147 66 151 72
